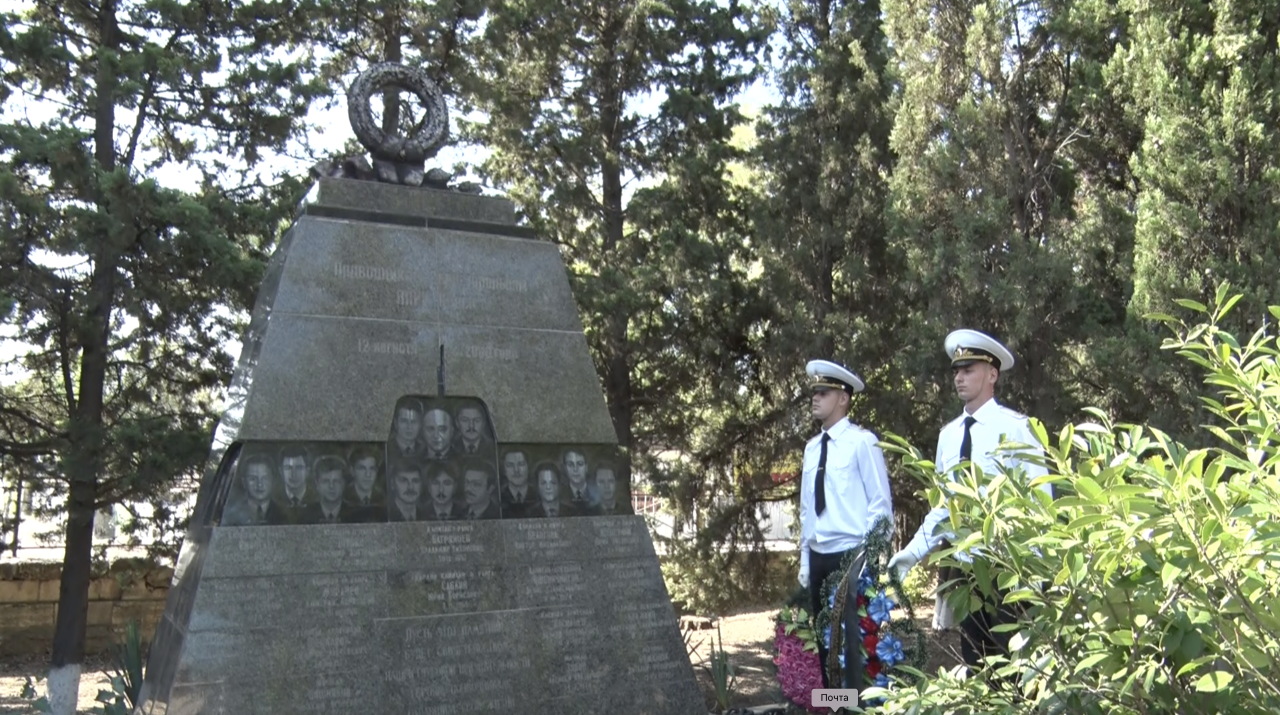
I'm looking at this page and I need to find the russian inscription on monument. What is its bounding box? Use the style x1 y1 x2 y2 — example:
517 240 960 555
135 62 701 715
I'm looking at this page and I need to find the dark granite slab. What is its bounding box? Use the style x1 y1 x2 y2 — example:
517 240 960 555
136 179 695 715
137 518 698 715
304 178 517 225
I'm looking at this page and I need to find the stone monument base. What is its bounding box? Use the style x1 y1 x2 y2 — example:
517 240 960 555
137 517 703 715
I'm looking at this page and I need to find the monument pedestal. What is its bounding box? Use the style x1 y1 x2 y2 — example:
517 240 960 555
135 180 703 715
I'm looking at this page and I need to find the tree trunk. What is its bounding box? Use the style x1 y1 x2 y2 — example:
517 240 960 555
598 39 632 478
601 142 633 475
814 239 835 358
48 1 119 712
47 477 96 715
382 9 403 136
7 474 21 556
812 0 836 360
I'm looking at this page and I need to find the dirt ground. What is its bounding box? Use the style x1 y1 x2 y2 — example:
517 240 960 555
687 603 961 711
0 607 959 714
0 653 115 715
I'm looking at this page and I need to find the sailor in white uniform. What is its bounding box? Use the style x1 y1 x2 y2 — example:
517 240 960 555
888 330 1050 668
798 359 894 689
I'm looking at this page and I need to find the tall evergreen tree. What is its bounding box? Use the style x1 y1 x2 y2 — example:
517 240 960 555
1116 0 1280 438
1126 0 1280 321
298 0 487 142
463 0 768 488
0 1 323 709
754 0 896 363
739 0 902 528
881 0 1139 453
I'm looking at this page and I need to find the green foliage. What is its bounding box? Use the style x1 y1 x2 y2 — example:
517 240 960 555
101 620 144 714
880 0 1143 444
1099 0 1280 445
753 0 896 369
466 0 771 478
18 621 145 715
706 623 738 713
21 675 50 712
0 0 320 671
777 604 820 653
465 0 781 598
1126 0 1280 327
0 0 316 508
898 557 935 609
661 539 795 616
873 287 1280 714
94 676 134 715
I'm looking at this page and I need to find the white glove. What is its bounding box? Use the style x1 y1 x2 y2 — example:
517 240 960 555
888 549 919 580
798 565 810 589
933 593 958 630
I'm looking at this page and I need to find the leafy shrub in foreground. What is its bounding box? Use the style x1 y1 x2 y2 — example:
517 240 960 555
873 286 1280 715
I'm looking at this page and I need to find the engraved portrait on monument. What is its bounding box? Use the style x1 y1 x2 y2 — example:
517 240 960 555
530 460 572 518
345 443 385 512
305 454 367 524
457 457 501 519
421 405 455 461
592 459 626 515
452 399 495 457
387 458 425 521
388 397 429 461
422 461 463 520
498 444 630 518
278 444 314 522
498 447 536 518
220 450 286 526
561 447 591 508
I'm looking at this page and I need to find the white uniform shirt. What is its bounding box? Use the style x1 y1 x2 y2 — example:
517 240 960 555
906 398 1050 562
799 419 895 571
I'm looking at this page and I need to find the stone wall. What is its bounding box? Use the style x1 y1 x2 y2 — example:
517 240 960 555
0 560 172 658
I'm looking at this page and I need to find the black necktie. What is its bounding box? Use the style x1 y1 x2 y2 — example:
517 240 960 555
815 433 830 516
960 416 977 462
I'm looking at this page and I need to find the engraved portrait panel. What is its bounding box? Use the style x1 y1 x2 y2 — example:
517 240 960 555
497 444 629 518
385 395 501 522
218 441 386 526
214 404 628 526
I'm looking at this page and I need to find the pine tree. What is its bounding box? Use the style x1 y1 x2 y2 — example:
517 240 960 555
1126 0 1280 320
742 0 902 524
464 0 769 489
1117 0 1280 438
0 1 322 709
298 0 486 143
880 0 1139 437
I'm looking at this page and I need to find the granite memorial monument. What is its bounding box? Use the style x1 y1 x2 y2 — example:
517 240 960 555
133 63 701 715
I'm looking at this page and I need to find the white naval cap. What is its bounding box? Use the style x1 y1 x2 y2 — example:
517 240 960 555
944 329 1016 372
805 359 865 394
